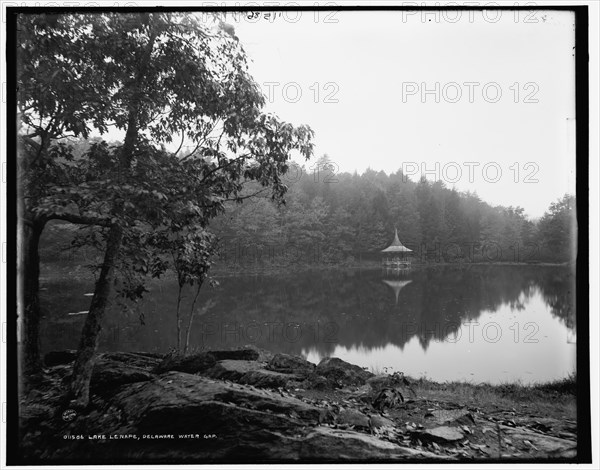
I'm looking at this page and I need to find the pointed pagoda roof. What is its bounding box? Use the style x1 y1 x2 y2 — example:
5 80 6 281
381 228 412 253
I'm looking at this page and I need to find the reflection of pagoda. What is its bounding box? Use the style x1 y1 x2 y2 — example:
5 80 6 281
381 228 412 267
382 279 412 305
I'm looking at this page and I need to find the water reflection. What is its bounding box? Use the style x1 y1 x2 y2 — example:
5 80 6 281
381 279 412 305
40 265 576 384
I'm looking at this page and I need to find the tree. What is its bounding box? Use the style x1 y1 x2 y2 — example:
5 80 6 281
17 12 314 405
170 231 218 351
537 195 576 262
415 178 445 247
17 13 123 377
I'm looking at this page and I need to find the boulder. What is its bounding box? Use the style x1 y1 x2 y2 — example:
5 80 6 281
501 426 577 458
205 360 302 388
90 352 164 392
425 408 474 426
368 414 395 429
304 375 329 390
417 426 465 443
154 352 216 374
310 357 374 389
113 372 327 436
155 349 259 374
298 427 447 460
205 360 263 381
91 361 155 392
336 409 370 429
267 353 315 376
99 352 162 371
239 369 301 389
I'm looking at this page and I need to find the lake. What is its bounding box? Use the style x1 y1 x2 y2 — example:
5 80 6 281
40 265 576 385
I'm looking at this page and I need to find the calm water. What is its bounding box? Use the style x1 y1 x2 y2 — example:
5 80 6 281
40 265 576 384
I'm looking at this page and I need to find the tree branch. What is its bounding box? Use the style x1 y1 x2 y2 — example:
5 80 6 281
48 212 112 227
222 187 269 203
200 154 249 182
174 130 185 156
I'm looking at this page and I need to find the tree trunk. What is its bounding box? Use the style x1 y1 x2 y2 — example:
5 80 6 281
18 217 46 380
70 224 123 408
175 283 183 352
69 27 155 407
184 282 203 354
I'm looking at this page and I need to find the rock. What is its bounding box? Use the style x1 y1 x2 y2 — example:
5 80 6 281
209 349 260 361
91 352 161 392
372 388 404 411
368 414 395 429
130 351 164 359
425 408 474 425
155 350 260 375
20 403 55 427
19 350 580 463
349 384 374 404
113 372 328 436
311 357 374 389
336 409 370 428
501 427 577 458
205 360 302 388
267 353 315 377
367 375 388 390
239 369 301 389
240 345 274 362
418 426 465 443
366 373 416 399
44 350 78 367
91 362 155 392
299 427 447 460
304 375 329 390
527 417 555 433
100 352 162 371
154 352 216 374
205 360 263 381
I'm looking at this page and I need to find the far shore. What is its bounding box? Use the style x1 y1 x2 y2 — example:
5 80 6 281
39 258 573 282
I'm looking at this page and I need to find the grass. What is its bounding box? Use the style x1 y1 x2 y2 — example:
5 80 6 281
398 373 577 421
531 373 577 395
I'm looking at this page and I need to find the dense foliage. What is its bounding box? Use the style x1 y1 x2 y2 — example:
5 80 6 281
17 12 313 403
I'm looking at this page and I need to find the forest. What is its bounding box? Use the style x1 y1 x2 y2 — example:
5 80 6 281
40 149 576 270
40 150 576 269
209 155 576 267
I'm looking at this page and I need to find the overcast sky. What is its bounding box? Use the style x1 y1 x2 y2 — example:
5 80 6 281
226 9 576 218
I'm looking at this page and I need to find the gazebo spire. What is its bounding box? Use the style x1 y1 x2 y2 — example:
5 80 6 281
392 227 400 246
382 228 411 252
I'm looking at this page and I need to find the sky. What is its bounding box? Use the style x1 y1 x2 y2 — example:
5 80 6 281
223 9 577 218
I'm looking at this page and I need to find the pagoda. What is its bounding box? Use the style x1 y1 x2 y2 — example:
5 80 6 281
381 228 412 267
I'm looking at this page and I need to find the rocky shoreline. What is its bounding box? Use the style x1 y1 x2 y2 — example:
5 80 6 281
18 348 578 463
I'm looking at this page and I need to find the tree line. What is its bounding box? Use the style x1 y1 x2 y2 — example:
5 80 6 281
211 155 577 266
